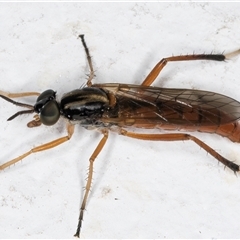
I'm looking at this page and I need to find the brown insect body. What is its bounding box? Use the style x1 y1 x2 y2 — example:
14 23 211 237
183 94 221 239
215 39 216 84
95 83 240 143
0 35 239 237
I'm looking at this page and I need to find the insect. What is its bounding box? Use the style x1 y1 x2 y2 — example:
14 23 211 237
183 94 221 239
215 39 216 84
0 35 240 237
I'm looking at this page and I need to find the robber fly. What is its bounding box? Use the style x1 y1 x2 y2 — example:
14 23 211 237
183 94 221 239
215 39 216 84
0 35 240 237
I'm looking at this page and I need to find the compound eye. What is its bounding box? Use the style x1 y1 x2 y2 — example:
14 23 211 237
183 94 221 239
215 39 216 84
37 89 56 101
40 101 60 126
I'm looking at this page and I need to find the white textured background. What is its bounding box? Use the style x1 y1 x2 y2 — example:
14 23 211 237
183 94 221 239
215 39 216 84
0 2 240 238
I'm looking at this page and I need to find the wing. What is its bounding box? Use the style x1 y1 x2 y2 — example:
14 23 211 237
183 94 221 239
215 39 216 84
93 83 240 128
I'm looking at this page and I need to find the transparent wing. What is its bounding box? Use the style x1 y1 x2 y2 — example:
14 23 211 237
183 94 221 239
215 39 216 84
94 83 240 127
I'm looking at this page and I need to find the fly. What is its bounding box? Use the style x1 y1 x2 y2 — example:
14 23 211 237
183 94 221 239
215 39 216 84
0 35 240 237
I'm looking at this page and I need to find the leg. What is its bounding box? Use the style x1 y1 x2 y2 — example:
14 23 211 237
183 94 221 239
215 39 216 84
119 129 239 173
0 90 40 98
74 129 109 238
141 53 226 86
79 35 95 87
0 123 74 170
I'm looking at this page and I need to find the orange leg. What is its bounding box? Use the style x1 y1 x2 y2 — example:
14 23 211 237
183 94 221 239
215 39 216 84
0 90 40 98
119 129 239 173
0 123 74 170
74 129 109 238
141 53 227 87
